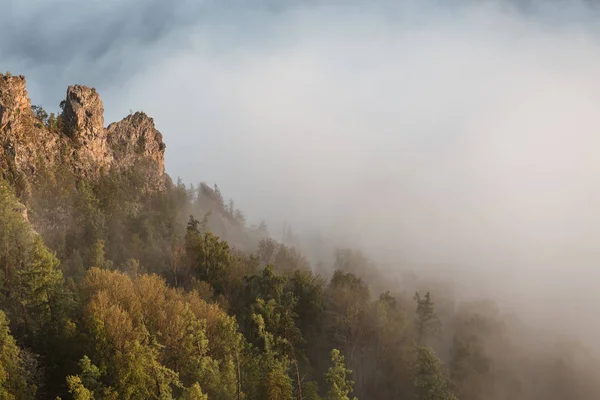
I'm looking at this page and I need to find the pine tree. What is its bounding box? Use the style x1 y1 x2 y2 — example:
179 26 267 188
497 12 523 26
414 292 441 344
252 313 294 400
0 310 34 399
324 349 357 400
16 235 64 333
413 345 457 400
66 376 94 400
182 383 208 400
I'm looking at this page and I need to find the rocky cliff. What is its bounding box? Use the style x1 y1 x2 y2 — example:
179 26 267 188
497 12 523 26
0 73 166 195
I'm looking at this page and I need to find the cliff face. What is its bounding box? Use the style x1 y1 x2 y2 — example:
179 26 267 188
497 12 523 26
107 112 166 177
0 74 61 182
0 73 166 194
62 84 112 174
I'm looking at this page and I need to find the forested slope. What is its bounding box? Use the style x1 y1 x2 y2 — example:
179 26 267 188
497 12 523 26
1 74 599 400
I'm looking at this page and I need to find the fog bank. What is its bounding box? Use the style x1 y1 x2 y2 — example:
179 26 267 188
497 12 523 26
4 0 600 346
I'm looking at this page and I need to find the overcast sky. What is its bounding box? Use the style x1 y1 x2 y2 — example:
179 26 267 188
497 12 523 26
5 0 600 342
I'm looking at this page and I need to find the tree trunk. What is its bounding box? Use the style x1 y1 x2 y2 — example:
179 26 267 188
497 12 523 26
237 351 242 400
294 359 303 400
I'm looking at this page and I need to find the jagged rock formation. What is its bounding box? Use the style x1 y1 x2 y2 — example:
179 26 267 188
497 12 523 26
0 74 61 186
0 73 166 195
107 112 166 177
62 84 112 173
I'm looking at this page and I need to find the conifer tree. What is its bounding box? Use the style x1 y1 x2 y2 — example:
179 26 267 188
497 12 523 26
0 310 34 399
414 292 441 344
324 349 357 400
413 345 457 400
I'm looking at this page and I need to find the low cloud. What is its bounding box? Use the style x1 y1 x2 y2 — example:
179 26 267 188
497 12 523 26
4 0 600 345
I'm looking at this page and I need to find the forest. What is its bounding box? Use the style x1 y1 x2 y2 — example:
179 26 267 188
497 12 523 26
1 104 600 400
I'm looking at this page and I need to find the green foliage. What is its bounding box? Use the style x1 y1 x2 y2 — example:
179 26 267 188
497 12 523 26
324 349 356 400
81 268 242 399
16 235 63 325
185 229 233 294
412 345 457 400
0 179 68 343
66 371 114 400
264 362 293 400
303 381 323 400
325 270 372 380
182 383 208 400
246 312 294 400
76 356 102 393
31 105 49 125
0 180 31 289
414 292 441 344
89 240 106 269
31 105 64 134
448 302 501 400
66 376 94 400
0 311 35 399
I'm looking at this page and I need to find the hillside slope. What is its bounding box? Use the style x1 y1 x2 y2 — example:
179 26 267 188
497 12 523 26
1 74 600 400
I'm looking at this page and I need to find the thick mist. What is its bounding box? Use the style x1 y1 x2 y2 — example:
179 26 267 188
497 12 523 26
4 1 600 347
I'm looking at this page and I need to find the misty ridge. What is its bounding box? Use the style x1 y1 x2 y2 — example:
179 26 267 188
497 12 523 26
2 0 600 399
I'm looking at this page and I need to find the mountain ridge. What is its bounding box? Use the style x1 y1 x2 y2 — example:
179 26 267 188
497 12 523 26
0 72 166 198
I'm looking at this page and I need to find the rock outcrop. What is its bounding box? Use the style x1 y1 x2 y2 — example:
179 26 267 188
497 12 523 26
0 74 29 128
62 85 112 174
0 74 61 192
0 73 166 195
107 112 166 177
